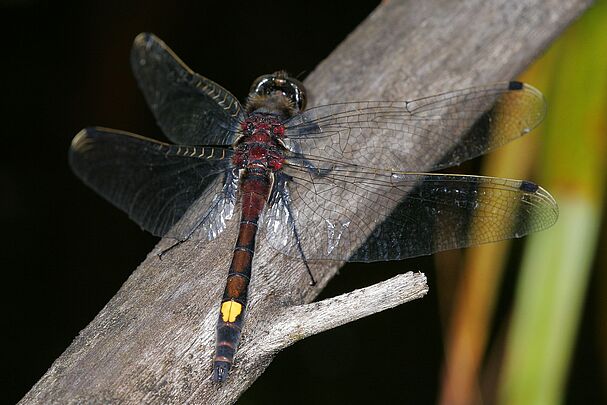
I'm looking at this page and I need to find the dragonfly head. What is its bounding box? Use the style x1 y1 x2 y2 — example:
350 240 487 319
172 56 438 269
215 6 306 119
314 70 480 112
249 71 307 113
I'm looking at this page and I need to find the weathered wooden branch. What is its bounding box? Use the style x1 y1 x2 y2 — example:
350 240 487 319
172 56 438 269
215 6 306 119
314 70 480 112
262 273 429 352
21 0 590 403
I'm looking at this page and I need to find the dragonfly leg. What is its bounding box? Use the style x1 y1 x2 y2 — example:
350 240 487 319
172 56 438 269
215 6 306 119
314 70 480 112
271 172 317 285
157 239 185 259
284 191 316 286
303 257 316 286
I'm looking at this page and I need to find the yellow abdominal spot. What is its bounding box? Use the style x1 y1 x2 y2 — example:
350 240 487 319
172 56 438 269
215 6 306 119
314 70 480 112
221 301 243 323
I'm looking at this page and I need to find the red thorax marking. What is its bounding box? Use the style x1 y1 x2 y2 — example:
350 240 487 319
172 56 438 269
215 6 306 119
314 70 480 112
234 115 286 171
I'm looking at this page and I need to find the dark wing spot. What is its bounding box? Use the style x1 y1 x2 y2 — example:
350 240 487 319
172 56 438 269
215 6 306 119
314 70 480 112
508 81 524 90
519 180 539 193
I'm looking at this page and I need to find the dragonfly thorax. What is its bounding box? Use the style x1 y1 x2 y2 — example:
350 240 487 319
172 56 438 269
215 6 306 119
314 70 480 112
233 114 286 172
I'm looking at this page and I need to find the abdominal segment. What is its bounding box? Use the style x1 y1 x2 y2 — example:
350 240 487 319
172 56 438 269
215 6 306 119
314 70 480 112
213 170 271 382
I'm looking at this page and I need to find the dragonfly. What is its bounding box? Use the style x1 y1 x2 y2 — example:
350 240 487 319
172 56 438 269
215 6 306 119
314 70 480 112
69 33 558 382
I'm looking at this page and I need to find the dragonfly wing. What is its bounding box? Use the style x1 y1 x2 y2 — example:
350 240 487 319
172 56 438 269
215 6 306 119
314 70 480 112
265 162 558 262
130 33 245 145
283 82 545 172
69 127 237 241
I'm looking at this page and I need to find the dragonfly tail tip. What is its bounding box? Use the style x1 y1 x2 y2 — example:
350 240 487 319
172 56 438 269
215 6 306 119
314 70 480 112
212 361 231 383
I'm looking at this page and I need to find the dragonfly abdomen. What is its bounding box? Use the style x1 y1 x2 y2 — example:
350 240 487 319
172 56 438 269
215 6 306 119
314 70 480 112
213 170 272 382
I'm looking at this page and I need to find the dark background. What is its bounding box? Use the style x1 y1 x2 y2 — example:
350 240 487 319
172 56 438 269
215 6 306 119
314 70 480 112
1 1 603 404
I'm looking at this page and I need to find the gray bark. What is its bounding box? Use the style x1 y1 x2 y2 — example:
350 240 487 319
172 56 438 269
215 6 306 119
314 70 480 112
20 0 591 403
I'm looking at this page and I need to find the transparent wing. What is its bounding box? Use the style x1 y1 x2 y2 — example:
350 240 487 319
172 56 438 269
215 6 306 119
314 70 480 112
69 127 237 240
283 82 545 172
263 162 558 262
130 33 245 146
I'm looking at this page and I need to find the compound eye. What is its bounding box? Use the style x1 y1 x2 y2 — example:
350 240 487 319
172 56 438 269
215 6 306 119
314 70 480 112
284 77 307 111
250 74 275 97
250 73 307 111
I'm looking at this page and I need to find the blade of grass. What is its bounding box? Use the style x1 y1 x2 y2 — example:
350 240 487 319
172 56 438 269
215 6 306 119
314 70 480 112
438 96 540 405
498 2 607 404
438 28 563 405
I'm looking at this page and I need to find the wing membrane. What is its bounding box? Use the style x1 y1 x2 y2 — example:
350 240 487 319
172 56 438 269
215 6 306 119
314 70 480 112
130 33 244 145
264 161 558 262
69 127 235 239
283 82 545 172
